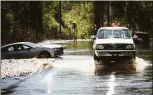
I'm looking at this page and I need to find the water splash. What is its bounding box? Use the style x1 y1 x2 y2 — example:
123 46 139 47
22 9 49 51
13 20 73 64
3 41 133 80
1 58 54 79
52 56 152 75
135 57 152 73
53 55 95 75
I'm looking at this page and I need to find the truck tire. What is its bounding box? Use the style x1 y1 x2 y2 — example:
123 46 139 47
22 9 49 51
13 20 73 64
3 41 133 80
94 53 99 60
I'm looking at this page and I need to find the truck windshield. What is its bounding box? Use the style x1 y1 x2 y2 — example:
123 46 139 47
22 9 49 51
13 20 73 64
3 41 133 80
97 29 131 39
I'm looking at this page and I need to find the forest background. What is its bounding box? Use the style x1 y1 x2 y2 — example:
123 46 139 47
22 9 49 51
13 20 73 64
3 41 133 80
1 1 153 45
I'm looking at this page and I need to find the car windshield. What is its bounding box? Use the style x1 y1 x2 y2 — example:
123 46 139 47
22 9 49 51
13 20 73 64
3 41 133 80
25 42 41 48
97 29 131 39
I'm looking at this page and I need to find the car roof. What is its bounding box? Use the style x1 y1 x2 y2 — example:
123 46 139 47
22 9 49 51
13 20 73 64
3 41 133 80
98 27 128 30
1 42 33 48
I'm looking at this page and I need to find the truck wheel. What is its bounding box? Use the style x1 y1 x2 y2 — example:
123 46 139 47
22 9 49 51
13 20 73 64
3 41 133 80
94 53 99 60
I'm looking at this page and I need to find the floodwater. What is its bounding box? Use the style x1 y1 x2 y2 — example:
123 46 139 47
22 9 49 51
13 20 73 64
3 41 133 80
1 40 152 95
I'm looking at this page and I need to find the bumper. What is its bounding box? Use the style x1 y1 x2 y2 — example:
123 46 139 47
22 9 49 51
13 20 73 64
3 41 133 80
54 48 64 56
95 50 135 57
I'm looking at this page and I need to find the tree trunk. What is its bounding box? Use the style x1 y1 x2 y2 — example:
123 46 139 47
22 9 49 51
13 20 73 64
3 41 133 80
107 1 110 27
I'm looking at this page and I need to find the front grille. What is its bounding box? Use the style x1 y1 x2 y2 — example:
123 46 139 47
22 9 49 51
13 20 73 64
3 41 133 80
99 44 128 50
97 51 134 56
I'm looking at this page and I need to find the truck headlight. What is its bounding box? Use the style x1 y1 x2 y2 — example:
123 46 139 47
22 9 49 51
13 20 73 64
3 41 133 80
126 44 134 49
96 44 104 49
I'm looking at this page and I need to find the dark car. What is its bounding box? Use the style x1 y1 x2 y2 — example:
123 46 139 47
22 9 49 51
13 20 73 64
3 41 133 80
1 42 64 59
133 32 150 44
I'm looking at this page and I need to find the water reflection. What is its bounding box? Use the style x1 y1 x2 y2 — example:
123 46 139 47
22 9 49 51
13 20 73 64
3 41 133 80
106 73 116 95
1 76 29 95
94 56 151 76
94 64 136 76
94 57 151 95
42 73 53 95
65 41 93 55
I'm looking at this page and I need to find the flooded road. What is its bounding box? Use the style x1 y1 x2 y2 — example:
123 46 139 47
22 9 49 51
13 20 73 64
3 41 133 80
1 40 152 95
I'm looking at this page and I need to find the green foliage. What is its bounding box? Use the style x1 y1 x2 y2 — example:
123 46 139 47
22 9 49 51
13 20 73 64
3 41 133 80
6 13 14 23
1 1 43 44
62 2 94 39
1 1 153 45
42 1 94 39
43 13 59 29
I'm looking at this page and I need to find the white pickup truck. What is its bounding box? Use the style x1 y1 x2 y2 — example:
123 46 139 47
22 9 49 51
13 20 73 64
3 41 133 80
92 27 136 62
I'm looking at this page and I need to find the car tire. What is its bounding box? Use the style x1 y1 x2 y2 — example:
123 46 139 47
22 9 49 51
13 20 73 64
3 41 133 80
94 53 99 61
39 52 50 58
